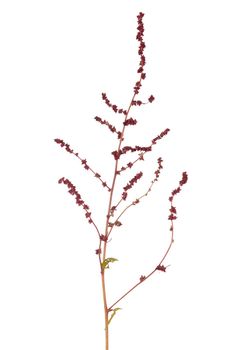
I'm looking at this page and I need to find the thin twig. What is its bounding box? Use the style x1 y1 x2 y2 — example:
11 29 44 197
54 138 111 191
108 157 163 238
117 129 170 174
108 170 188 310
108 206 174 311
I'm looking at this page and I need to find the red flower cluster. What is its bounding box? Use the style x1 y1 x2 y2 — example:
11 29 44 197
122 145 152 153
116 129 170 174
134 12 146 94
169 172 188 203
101 93 127 115
100 234 108 242
168 205 177 221
54 138 111 191
140 275 146 282
154 157 163 180
156 265 166 272
95 116 122 139
132 99 143 106
152 128 170 144
112 145 152 160
122 171 143 200
134 81 142 95
168 172 188 222
54 138 73 153
148 95 155 103
136 12 146 72
58 177 93 224
179 172 188 186
131 95 155 107
123 118 137 126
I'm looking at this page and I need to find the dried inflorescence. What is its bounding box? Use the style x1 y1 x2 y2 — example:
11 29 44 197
94 116 122 139
123 118 137 126
54 138 111 191
134 13 146 93
168 172 188 223
58 177 93 224
112 128 170 167
101 92 127 115
122 171 143 200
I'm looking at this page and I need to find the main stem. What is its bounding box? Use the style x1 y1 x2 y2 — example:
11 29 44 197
101 269 109 350
101 82 141 350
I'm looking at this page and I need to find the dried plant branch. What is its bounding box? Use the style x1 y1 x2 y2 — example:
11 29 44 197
108 171 188 311
101 92 127 115
54 11 188 350
54 138 111 191
94 116 122 139
108 157 163 238
117 128 170 174
58 177 101 238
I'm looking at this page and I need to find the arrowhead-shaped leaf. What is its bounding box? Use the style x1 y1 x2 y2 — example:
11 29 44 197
101 257 118 270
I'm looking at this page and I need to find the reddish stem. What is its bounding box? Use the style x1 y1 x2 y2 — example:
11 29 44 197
99 76 143 350
108 204 175 311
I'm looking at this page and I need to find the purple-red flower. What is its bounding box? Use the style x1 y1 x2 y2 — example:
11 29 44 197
152 128 170 144
58 177 94 224
123 118 137 126
54 138 111 191
156 265 166 272
148 95 155 103
140 275 146 282
180 172 188 186
122 172 143 200
168 172 188 223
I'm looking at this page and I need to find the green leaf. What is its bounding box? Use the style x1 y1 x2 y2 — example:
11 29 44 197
101 257 118 270
108 308 122 325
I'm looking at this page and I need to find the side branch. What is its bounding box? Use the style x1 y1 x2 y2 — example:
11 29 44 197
101 92 127 115
108 171 188 310
108 158 163 237
54 139 111 191
94 116 122 139
58 177 101 238
131 95 155 106
117 128 170 173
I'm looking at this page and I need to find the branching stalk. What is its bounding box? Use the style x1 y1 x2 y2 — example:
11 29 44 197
55 12 188 350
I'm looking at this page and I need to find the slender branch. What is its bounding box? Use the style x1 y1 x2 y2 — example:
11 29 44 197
103 76 143 240
58 177 101 238
108 171 188 311
108 157 163 238
94 116 122 139
108 215 174 311
117 128 170 174
108 187 152 238
54 138 111 191
91 222 101 239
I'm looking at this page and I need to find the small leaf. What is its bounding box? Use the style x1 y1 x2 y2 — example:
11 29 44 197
115 221 122 227
108 308 122 325
101 257 118 270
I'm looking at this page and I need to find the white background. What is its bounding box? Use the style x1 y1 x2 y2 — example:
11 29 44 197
0 1 233 349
